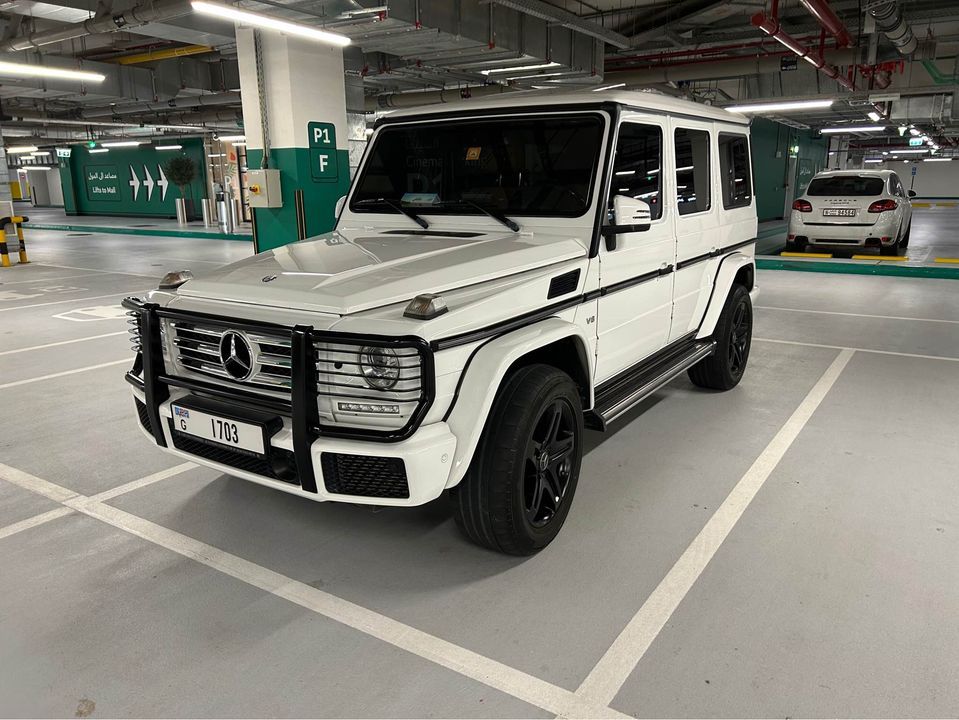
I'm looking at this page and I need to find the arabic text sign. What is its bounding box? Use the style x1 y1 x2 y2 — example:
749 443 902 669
84 164 121 202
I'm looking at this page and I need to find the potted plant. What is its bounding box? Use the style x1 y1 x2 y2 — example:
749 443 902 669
163 155 198 224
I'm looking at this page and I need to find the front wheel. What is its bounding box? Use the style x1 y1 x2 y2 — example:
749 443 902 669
688 283 752 391
451 364 583 555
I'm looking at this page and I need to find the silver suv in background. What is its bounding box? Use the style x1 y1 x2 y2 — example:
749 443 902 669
787 169 915 256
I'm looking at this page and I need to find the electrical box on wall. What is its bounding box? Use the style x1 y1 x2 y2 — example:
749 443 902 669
248 169 282 208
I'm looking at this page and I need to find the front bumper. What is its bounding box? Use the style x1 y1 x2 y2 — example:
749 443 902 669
124 298 455 507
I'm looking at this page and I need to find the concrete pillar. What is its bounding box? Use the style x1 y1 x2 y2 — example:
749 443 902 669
236 27 351 252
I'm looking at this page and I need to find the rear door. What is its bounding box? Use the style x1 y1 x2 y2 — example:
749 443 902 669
669 120 719 341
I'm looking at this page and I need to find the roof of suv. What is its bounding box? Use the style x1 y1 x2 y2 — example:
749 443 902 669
379 88 750 126
812 169 897 178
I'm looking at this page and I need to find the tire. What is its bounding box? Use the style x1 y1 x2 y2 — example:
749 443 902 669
451 364 583 555
880 242 900 256
688 283 752 391
784 241 798 253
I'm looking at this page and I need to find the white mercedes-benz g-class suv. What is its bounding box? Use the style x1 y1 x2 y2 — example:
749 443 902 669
125 90 758 555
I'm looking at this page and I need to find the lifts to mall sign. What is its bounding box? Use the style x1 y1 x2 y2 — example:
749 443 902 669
85 165 121 202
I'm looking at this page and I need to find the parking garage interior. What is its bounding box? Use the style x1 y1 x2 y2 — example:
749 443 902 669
2 0 959 718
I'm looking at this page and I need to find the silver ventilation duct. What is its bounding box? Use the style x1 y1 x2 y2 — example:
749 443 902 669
868 1 918 56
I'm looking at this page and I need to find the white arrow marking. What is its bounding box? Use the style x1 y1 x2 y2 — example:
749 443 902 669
156 164 169 201
128 165 140 201
142 164 155 201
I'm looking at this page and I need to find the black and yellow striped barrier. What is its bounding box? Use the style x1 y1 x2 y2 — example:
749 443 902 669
1 215 29 267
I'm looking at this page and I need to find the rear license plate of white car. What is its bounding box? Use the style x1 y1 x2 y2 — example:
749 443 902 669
823 208 857 217
171 404 265 454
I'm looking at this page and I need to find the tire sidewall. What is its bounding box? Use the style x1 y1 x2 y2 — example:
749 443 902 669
717 284 752 387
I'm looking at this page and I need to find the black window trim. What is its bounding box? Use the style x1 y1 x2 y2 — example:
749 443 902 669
608 118 668 227
718 131 753 210
673 125 713 218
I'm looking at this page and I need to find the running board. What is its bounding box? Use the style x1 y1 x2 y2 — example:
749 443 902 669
585 340 716 431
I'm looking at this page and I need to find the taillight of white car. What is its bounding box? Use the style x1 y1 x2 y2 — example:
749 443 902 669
867 199 898 213
792 199 812 213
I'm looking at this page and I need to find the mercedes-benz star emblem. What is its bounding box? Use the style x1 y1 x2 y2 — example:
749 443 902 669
219 331 254 381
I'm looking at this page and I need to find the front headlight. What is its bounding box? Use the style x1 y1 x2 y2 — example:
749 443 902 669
358 346 400 389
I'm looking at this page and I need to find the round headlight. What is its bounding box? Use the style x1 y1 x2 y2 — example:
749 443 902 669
358 346 399 390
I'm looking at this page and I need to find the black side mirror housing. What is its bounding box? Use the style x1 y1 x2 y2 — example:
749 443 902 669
908 190 917 198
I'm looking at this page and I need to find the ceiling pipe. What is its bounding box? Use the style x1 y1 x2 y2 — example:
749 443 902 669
0 0 193 53
366 83 514 111
79 91 241 119
797 0 852 48
111 44 214 65
751 11 856 90
606 47 858 85
868 1 918 56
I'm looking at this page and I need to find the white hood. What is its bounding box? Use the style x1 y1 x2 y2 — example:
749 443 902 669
178 230 588 315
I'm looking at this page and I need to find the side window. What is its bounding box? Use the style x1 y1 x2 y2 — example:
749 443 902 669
611 123 663 221
894 176 905 197
719 133 752 209
674 128 711 216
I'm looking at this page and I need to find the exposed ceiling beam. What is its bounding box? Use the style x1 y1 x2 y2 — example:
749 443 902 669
478 0 632 50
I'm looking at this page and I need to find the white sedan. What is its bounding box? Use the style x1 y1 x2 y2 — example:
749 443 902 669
786 169 914 256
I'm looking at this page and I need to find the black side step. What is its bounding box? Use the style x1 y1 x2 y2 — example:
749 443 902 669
585 339 716 431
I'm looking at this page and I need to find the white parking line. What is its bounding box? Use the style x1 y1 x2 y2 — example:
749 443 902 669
0 358 129 390
0 292 138 312
0 331 127 357
757 305 959 325
0 272 103 285
754 336 959 363
87 463 197 503
0 460 629 720
576 349 855 708
0 507 74 541
33 262 156 279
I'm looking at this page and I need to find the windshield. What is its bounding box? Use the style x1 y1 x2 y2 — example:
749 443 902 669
807 176 885 197
349 114 605 218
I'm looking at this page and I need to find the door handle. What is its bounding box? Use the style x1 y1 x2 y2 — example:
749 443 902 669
658 263 672 276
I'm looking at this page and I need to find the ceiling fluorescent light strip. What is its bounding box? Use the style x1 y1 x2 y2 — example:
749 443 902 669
191 1 351 46
101 140 144 148
592 83 626 92
481 61 560 75
725 99 833 114
0 60 105 83
819 125 886 133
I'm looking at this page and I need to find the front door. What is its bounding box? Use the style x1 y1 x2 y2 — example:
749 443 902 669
595 118 675 384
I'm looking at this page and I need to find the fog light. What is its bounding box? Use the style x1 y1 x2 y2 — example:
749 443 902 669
338 402 400 414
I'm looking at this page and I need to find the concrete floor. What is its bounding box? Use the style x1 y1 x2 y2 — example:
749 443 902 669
2 229 958 718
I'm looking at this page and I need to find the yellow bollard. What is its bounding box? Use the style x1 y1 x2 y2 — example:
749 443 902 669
0 235 10 267
15 221 28 264
1 215 29 266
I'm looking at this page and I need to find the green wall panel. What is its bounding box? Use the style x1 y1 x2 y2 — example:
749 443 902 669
58 138 208 218
750 118 828 222
247 147 350 252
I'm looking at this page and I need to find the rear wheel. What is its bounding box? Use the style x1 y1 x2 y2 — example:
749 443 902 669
880 241 901 256
688 284 752 391
451 364 583 555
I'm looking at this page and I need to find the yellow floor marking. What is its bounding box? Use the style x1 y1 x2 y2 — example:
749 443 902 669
935 202 957 208
911 202 932 208
851 254 909 261
780 251 833 258
934 257 959 264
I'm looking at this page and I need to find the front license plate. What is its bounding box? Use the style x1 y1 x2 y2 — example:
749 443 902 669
823 208 857 217
171 404 265 454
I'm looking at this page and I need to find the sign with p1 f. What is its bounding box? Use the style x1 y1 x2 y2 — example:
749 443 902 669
308 121 338 182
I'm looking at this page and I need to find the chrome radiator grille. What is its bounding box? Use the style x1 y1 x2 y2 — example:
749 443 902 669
169 321 293 395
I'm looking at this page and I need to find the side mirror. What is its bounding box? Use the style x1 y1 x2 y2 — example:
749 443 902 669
334 195 347 217
602 195 652 251
908 190 917 198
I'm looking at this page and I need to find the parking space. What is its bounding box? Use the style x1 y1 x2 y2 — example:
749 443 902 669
2 231 958 717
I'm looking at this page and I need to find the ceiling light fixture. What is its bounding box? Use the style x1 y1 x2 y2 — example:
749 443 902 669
480 61 560 75
0 60 105 83
192 1 351 46
217 134 245 142
155 144 183 150
819 125 885 134
101 140 144 147
867 111 882 122
89 148 109 153
725 99 834 114
924 157 952 162
888 148 928 154
591 82 626 92
5 145 39 154
864 158 884 163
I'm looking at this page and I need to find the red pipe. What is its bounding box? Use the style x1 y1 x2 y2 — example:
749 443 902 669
798 0 852 48
751 11 854 90
605 35 823 67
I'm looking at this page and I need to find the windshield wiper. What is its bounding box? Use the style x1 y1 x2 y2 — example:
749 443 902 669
439 199 520 232
353 198 429 229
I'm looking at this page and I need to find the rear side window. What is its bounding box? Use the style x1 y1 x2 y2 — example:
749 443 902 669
718 133 752 209
611 123 664 220
674 128 711 215
807 176 885 196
